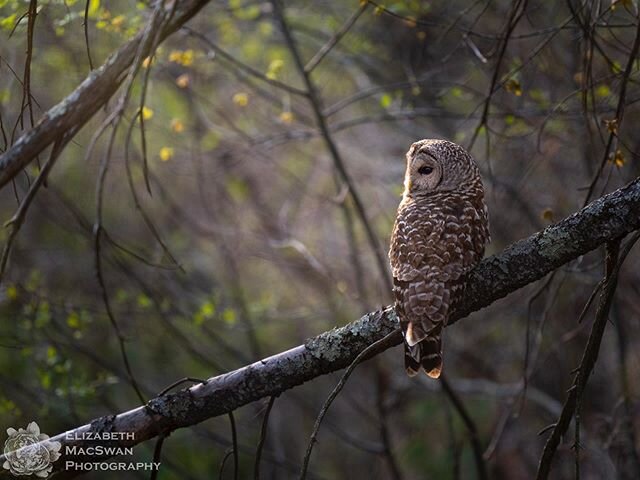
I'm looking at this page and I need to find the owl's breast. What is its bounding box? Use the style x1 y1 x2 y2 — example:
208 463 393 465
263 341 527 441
389 193 488 283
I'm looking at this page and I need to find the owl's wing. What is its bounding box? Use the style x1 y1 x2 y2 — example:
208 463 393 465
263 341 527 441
389 210 445 282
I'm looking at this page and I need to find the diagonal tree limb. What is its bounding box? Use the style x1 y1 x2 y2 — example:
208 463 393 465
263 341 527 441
1 177 640 478
0 0 212 189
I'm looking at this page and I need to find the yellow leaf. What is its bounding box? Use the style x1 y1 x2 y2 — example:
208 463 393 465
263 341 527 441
85 0 100 18
169 49 194 66
176 74 190 88
233 92 249 107
142 56 153 69
181 49 194 66
541 208 554 222
266 59 284 80
141 106 153 120
279 111 294 124
159 147 174 162
171 119 185 133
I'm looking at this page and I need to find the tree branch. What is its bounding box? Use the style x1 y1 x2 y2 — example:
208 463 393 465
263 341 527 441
2 177 640 477
0 0 212 189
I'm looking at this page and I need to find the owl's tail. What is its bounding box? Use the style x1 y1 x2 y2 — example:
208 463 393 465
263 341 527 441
404 336 443 378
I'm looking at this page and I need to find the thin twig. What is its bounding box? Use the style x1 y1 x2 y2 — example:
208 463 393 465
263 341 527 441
83 0 94 70
254 396 276 480
0 127 78 286
219 450 233 480
149 435 165 480
304 2 368 73
440 375 489 480
535 234 640 479
582 12 640 206
467 0 529 153
185 28 308 97
298 329 400 480
124 115 184 272
611 297 640 479
158 377 206 396
375 368 403 480
270 0 393 297
228 411 239 480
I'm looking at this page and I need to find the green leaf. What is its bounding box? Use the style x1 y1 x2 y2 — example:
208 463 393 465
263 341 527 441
380 93 392 109
222 308 236 325
67 311 81 329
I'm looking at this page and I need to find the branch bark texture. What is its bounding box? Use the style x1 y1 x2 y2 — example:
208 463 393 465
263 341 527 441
2 177 638 476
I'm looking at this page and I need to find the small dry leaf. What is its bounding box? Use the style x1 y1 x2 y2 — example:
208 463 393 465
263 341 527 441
505 78 522 96
608 149 625 167
176 74 190 88
404 17 417 28
171 119 185 133
279 111 294 124
111 15 125 28
603 118 618 135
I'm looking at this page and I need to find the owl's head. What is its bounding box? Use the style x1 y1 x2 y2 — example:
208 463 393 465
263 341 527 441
403 139 479 197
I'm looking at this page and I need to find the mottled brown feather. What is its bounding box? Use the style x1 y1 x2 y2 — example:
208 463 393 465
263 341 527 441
389 139 489 378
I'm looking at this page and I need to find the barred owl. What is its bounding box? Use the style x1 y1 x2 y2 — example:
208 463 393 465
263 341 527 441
389 139 489 378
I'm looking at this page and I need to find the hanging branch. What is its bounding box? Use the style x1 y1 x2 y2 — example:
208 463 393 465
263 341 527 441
535 232 640 480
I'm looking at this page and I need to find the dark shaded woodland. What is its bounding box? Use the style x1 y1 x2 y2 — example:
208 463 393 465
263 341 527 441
0 1 640 479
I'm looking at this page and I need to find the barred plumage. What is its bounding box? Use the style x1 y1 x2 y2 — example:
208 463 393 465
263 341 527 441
389 139 489 378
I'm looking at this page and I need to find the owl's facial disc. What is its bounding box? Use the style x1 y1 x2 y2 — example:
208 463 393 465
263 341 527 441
405 151 443 195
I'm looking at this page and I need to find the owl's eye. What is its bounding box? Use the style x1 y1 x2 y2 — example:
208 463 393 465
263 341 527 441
418 166 433 175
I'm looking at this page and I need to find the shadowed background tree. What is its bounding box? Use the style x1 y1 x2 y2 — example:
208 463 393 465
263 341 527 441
0 0 639 479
